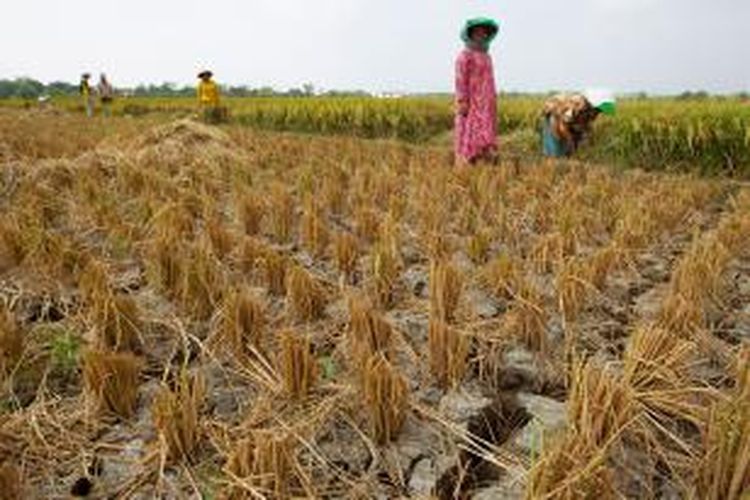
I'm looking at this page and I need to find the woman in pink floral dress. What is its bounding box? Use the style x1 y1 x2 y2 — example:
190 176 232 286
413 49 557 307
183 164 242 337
455 18 499 166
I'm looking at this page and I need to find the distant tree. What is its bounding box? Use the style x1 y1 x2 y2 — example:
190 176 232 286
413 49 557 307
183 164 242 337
47 81 78 95
155 82 177 96
226 85 257 97
0 77 373 100
677 90 710 101
256 86 276 97
0 80 16 98
176 85 195 97
323 89 370 97
0 78 45 99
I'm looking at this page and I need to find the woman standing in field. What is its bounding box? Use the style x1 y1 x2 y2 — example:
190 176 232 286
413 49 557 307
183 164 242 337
455 17 499 166
97 74 114 117
197 70 222 122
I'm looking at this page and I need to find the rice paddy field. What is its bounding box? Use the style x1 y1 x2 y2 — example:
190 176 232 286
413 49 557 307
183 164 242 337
0 102 748 499
10 95 750 174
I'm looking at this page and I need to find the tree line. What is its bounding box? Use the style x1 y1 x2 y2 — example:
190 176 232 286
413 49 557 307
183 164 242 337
1 78 747 101
0 78 372 99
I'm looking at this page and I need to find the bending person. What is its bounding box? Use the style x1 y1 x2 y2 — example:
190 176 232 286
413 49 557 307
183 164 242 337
541 90 616 158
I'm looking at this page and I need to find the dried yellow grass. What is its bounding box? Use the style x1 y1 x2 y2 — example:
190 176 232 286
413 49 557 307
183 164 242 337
503 284 547 353
279 330 317 399
527 431 616 500
354 206 381 243
558 208 588 254
623 325 696 389
467 229 491 265
378 213 401 254
151 201 195 240
425 230 453 261
428 318 468 389
363 354 408 444
268 184 295 244
226 430 295 498
659 231 731 336
206 215 235 260
529 359 633 499
585 243 624 290
261 250 288 296
79 259 110 304
621 326 713 480
93 293 143 353
429 259 463 323
387 191 407 222
321 173 347 216
0 218 27 269
736 347 750 402
694 348 750 500
0 463 22 500
658 293 704 336
148 235 184 299
286 266 327 322
482 253 523 300
152 371 205 463
221 287 265 361
613 203 657 250
301 198 329 257
5 109 749 499
0 308 23 379
179 239 225 320
238 236 262 274
237 191 265 236
333 231 359 278
568 360 634 446
529 233 565 273
83 350 141 419
370 241 399 309
715 208 750 256
556 259 590 323
348 293 392 366
670 235 730 304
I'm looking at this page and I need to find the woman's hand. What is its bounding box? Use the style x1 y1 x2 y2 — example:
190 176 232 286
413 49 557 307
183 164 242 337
456 100 470 116
553 119 576 152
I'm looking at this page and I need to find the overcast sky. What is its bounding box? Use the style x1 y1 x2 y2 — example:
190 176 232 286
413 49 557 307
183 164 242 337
1 0 748 94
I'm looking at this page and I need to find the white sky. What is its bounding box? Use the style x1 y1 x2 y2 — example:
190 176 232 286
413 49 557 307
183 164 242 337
1 0 748 93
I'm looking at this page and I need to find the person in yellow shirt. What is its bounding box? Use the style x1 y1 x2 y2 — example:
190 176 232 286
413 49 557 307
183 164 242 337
79 73 94 117
197 70 222 122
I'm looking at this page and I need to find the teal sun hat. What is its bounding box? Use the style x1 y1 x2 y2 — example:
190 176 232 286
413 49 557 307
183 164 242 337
461 17 499 49
585 89 617 116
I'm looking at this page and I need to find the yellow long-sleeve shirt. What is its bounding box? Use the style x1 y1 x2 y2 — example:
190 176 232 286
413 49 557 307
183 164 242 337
197 80 220 106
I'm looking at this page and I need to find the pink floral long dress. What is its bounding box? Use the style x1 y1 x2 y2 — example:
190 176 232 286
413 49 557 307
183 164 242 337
454 48 497 163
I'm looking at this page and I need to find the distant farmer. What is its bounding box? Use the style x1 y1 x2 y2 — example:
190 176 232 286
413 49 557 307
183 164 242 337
455 17 499 166
80 73 94 117
97 73 114 117
197 70 223 122
541 90 616 157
